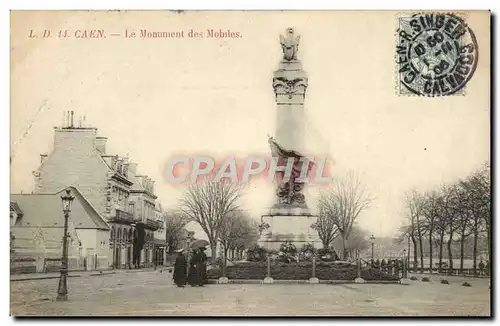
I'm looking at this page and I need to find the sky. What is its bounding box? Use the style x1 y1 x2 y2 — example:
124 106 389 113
10 11 490 238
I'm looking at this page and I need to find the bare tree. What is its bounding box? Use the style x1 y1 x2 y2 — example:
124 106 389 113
396 224 412 265
442 184 461 272
180 179 243 260
343 225 370 259
422 190 440 273
232 218 260 260
164 210 189 253
461 165 490 274
318 172 373 260
313 201 340 249
452 182 475 273
404 189 426 272
219 211 259 267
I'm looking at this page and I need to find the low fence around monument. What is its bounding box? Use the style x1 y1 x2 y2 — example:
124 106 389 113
207 251 407 283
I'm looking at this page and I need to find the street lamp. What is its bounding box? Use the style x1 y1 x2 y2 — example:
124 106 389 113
369 234 375 262
57 189 74 301
402 249 407 278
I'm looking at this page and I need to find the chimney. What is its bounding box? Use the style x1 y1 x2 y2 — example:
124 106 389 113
95 137 107 154
128 162 138 176
40 153 48 164
70 111 74 128
54 126 97 150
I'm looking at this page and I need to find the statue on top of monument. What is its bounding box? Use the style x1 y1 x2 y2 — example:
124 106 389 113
280 28 300 61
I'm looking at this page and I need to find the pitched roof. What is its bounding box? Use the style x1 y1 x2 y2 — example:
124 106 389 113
10 186 109 230
10 201 23 215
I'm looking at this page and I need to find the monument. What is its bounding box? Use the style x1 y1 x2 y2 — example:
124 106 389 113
258 28 321 251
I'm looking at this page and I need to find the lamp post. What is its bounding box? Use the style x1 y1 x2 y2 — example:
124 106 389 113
369 234 375 263
402 248 407 279
407 235 411 270
57 189 74 301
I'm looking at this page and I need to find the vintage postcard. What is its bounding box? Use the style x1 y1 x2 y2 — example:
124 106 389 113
10 10 491 316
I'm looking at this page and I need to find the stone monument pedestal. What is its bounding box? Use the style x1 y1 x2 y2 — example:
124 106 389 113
258 207 321 251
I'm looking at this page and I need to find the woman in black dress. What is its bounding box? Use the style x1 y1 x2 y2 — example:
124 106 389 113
187 249 200 286
172 250 187 287
198 247 208 286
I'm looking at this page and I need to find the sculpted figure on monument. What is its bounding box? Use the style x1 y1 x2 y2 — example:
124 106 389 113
280 28 300 61
268 137 312 207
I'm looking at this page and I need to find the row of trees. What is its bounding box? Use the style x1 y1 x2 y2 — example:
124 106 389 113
164 180 259 263
163 171 375 263
401 163 490 274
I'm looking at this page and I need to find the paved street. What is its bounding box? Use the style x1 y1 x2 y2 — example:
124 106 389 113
10 270 490 316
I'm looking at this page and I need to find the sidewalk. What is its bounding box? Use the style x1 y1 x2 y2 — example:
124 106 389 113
408 271 490 279
10 266 171 282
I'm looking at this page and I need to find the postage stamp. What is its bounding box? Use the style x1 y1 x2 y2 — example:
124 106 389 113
396 13 478 96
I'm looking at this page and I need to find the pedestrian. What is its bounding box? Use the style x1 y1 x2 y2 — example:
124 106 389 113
198 247 208 286
187 248 200 286
479 260 485 276
394 259 400 278
173 249 187 287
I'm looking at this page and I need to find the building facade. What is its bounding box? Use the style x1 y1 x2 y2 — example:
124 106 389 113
10 187 110 272
31 115 163 269
127 166 163 267
152 203 167 266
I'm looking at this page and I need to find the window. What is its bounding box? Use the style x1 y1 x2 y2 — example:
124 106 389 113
128 202 135 214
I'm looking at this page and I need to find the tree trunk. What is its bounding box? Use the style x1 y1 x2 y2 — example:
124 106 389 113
412 236 418 272
428 233 433 274
460 231 465 273
223 247 229 277
473 226 478 276
447 233 453 274
438 233 444 273
340 233 346 260
322 241 329 249
487 224 491 263
418 236 424 273
210 242 217 261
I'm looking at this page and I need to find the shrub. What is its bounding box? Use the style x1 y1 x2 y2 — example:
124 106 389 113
422 277 430 282
276 252 297 263
462 282 471 287
247 245 267 262
440 279 449 284
317 248 339 262
280 241 297 255
276 241 298 263
299 243 317 261
410 276 418 281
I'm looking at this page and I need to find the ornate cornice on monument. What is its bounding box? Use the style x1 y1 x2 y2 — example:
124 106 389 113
272 75 308 100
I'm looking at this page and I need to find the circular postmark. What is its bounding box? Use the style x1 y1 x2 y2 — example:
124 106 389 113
396 13 478 96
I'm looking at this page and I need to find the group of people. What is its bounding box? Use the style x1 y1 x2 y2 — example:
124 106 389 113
173 247 208 287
